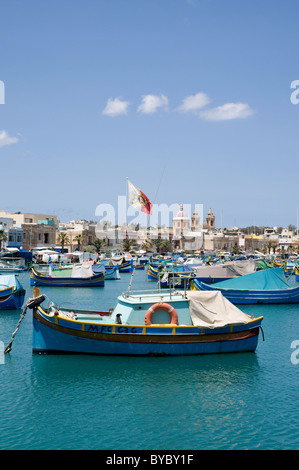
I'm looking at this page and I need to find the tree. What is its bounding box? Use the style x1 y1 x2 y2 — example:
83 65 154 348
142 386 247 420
74 234 84 251
93 238 106 253
57 232 70 254
231 244 241 255
0 230 7 252
159 239 172 253
152 238 172 253
141 239 153 252
122 238 134 252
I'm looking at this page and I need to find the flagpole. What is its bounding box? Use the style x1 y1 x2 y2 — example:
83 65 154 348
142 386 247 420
153 166 165 241
153 166 165 204
126 177 128 228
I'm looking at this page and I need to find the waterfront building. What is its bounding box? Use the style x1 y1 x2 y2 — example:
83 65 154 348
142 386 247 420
57 220 97 252
0 210 59 226
172 205 203 250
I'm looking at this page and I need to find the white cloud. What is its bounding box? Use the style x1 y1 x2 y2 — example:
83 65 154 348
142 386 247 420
137 94 168 114
102 97 130 117
177 92 210 114
0 130 19 147
200 102 254 121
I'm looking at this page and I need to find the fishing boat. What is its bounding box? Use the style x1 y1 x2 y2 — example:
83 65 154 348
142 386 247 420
147 264 160 280
103 265 120 280
283 261 296 275
159 271 194 288
107 257 134 273
0 275 26 309
190 259 256 284
191 267 299 304
30 264 105 287
32 287 263 356
295 266 299 281
119 259 134 272
0 258 28 273
134 264 145 270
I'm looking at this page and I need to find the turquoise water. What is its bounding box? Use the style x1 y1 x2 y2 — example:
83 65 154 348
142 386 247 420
0 269 299 450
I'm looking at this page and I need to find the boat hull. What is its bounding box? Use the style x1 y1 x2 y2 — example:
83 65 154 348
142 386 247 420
30 270 104 287
33 307 262 356
0 287 26 309
147 265 159 280
119 260 134 272
192 279 299 304
104 266 120 280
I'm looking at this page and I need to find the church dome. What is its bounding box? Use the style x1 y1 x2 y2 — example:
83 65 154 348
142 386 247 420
174 204 189 220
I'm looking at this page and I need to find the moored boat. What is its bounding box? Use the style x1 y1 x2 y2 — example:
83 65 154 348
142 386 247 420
147 264 159 280
32 287 263 356
30 265 105 287
0 275 26 309
102 265 120 280
191 267 299 304
159 271 194 288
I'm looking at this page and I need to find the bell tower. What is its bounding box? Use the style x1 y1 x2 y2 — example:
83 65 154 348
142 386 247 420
205 208 215 230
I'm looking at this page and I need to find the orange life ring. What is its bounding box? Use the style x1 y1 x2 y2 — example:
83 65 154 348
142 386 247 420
145 302 178 325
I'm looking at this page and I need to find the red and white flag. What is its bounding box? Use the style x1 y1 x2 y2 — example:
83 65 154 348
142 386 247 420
127 179 152 215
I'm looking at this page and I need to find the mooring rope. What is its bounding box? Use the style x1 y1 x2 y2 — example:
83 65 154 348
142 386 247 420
4 294 46 354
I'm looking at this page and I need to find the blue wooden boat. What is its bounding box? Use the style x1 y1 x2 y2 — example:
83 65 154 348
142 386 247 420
147 264 160 280
191 267 299 304
134 264 145 270
32 287 263 356
190 260 256 284
30 265 105 287
295 266 299 281
0 260 28 273
0 275 26 309
159 271 194 288
119 259 134 272
103 265 120 280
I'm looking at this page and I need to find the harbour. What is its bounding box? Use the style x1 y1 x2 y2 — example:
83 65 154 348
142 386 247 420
0 262 299 450
1 0 299 453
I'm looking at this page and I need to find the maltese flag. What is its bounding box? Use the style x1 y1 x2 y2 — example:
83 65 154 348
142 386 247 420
127 179 152 215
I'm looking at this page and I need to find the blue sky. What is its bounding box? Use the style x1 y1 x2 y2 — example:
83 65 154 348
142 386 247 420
0 0 299 228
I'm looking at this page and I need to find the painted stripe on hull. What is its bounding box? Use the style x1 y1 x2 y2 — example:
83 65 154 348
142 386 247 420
33 311 261 356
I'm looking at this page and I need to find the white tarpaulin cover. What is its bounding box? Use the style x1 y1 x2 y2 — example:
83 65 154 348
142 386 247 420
193 259 256 278
71 264 93 278
0 274 20 290
224 259 256 276
186 290 253 328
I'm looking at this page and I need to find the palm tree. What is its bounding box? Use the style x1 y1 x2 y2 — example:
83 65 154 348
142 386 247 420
122 238 134 252
74 234 84 251
159 239 172 253
141 239 153 252
231 244 240 255
94 238 106 253
57 232 70 254
0 230 8 252
152 238 164 254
